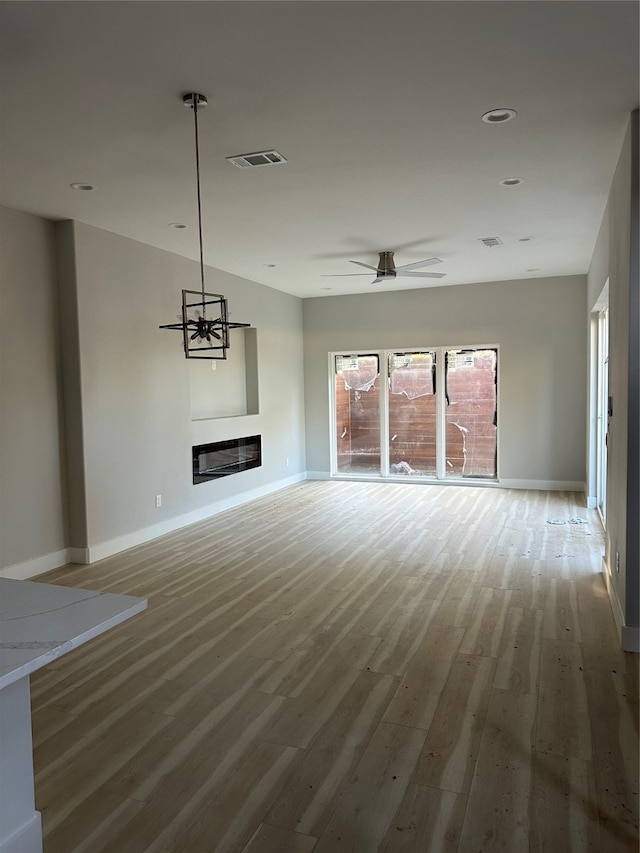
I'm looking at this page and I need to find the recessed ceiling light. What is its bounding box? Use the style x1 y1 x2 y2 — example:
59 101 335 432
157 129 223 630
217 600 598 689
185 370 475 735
263 263 276 268
527 268 541 272
518 237 532 242
482 108 517 124
69 182 94 191
499 177 524 187
168 222 187 229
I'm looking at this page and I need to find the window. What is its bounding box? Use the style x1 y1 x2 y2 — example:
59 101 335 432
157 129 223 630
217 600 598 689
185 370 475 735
331 346 498 481
334 354 381 474
445 349 497 478
388 352 437 477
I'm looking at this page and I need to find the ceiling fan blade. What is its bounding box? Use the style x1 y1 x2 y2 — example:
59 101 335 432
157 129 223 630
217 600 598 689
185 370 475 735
394 257 443 272
321 273 379 277
350 260 380 271
398 271 446 278
190 329 201 340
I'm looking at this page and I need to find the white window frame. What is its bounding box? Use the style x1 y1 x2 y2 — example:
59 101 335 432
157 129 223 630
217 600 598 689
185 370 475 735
329 344 500 483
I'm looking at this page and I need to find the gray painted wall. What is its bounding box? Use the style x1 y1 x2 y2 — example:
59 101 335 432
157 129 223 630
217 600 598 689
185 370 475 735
68 221 306 556
587 112 639 642
0 207 68 571
1 213 306 571
302 275 587 487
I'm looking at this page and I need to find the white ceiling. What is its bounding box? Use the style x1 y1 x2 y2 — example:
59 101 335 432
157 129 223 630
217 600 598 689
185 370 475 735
1 1 638 298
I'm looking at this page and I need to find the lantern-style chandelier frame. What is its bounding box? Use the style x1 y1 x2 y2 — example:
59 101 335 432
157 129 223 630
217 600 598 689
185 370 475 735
159 93 250 359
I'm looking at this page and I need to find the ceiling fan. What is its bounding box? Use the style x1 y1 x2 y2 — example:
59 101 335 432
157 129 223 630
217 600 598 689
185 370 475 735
322 251 446 284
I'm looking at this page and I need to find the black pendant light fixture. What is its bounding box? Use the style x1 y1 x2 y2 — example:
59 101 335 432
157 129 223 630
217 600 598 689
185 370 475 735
159 93 250 359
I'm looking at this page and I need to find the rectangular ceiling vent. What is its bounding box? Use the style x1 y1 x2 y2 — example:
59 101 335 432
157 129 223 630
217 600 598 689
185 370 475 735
479 236 503 248
226 150 287 169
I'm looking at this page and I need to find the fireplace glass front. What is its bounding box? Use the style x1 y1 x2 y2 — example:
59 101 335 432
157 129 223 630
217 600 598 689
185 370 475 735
192 435 262 483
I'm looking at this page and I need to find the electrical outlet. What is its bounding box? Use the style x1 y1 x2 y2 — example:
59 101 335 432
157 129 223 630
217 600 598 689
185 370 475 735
286 457 290 468
211 361 216 371
156 494 162 508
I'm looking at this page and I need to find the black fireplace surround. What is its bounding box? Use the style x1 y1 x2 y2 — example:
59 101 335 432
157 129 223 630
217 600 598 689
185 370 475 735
192 435 262 483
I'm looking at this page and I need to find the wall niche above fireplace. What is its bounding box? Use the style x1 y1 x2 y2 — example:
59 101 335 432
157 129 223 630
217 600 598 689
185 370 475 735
189 328 259 420
192 435 262 483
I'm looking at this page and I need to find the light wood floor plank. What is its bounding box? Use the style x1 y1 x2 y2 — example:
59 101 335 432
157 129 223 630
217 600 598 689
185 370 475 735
510 557 549 609
543 578 583 641
458 786 530 853
536 638 593 761
412 654 495 794
469 688 537 798
264 632 383 749
458 586 512 657
493 606 544 694
25 481 636 853
313 721 426 853
530 752 601 852
429 569 485 627
584 669 640 852
265 669 399 837
382 622 466 729
381 783 467 852
242 823 318 853
167 741 302 853
42 789 146 853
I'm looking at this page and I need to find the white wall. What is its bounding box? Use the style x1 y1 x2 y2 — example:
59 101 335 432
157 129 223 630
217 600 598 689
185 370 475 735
587 112 639 649
0 207 68 576
302 275 587 489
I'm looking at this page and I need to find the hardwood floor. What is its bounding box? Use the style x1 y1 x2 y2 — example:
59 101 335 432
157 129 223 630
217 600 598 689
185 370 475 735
31 481 639 852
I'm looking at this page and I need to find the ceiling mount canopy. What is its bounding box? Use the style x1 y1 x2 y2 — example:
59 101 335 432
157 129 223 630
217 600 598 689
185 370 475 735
159 92 250 359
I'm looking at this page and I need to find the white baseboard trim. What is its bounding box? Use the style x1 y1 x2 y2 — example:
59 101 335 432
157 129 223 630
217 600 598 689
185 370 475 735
70 547 90 564
498 479 585 492
586 495 597 509
602 556 639 652
77 473 307 565
0 810 42 853
602 557 625 636
0 548 70 580
308 473 584 492
622 626 640 653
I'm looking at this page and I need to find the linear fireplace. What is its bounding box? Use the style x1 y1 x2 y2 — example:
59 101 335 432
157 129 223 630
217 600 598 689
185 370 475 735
192 435 262 483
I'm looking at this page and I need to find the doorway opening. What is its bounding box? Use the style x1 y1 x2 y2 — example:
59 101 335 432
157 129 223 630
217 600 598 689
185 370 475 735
596 303 609 524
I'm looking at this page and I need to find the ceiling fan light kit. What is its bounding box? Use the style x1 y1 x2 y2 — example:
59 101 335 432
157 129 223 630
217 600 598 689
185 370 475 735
159 93 250 359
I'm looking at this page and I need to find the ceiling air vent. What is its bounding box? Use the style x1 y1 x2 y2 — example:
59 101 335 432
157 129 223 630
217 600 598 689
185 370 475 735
479 236 503 248
226 150 287 169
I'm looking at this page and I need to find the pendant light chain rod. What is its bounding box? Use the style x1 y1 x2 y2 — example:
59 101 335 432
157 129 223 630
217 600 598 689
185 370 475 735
159 92 250 360
192 95 207 317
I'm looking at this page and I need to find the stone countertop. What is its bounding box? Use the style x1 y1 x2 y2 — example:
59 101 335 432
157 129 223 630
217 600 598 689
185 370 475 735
0 577 147 690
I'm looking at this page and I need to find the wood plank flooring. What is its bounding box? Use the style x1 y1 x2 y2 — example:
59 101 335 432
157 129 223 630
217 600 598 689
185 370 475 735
31 481 639 852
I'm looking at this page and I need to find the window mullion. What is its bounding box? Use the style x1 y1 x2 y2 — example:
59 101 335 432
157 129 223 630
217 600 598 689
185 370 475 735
380 351 390 477
436 348 446 479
